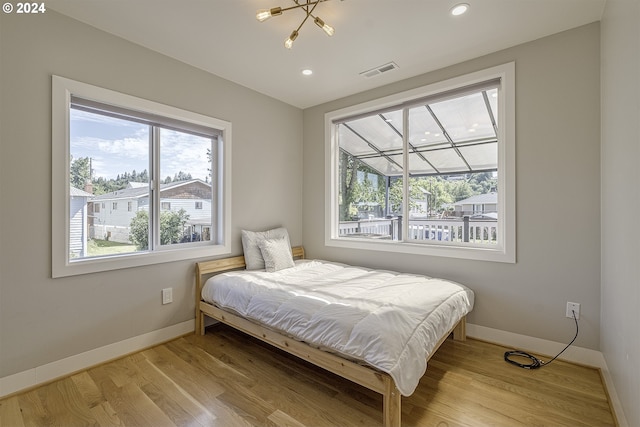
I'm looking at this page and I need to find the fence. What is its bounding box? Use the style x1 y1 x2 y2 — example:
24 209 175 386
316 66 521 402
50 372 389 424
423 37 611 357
89 225 131 243
339 216 497 244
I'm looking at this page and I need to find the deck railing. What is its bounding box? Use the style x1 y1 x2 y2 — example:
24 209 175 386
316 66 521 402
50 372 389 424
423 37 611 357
339 216 497 244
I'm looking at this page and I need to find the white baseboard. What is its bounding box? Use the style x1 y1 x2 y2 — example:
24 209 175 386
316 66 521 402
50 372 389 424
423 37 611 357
467 323 629 427
467 323 604 367
0 319 194 399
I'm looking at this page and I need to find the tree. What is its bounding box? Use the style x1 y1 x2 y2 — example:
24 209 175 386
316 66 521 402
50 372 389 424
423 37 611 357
339 151 358 221
70 156 91 190
387 178 427 215
129 209 190 250
160 209 189 245
448 179 474 202
129 211 150 250
173 171 192 182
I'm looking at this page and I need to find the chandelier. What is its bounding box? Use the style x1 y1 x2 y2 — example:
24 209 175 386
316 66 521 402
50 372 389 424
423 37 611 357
256 0 335 49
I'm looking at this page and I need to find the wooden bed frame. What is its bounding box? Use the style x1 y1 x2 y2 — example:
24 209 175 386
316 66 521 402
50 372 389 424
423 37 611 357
195 246 467 427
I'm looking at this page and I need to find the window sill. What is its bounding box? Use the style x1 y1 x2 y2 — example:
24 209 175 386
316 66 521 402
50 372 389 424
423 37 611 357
325 236 515 263
52 243 231 278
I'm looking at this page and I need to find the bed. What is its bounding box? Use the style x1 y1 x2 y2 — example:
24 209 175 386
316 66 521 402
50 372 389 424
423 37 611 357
195 245 474 427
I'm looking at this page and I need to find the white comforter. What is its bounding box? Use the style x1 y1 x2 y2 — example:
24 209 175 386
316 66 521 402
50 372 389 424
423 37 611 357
202 260 474 396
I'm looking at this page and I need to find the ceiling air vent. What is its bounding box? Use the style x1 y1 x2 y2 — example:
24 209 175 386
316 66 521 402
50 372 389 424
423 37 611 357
360 62 399 79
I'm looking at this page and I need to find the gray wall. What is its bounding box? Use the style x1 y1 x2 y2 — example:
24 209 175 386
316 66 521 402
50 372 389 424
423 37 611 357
601 0 640 425
303 23 602 349
0 11 302 377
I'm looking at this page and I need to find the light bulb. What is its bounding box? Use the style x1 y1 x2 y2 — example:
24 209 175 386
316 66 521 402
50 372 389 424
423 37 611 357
284 30 298 49
314 17 334 36
256 7 282 22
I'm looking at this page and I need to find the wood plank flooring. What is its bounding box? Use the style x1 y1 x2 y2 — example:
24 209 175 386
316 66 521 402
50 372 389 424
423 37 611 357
0 324 616 426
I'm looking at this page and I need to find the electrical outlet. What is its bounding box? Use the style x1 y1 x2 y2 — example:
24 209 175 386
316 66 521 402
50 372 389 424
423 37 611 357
162 288 173 305
566 302 580 319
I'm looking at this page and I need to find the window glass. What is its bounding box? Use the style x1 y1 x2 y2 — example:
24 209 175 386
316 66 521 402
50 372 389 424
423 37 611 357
327 64 514 262
159 128 213 247
336 86 498 246
69 108 149 259
338 108 405 241
69 107 220 258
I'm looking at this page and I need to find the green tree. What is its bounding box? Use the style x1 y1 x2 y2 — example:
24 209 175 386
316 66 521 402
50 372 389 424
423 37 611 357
129 209 190 250
414 177 454 215
173 171 192 182
70 156 91 190
339 151 358 220
129 211 149 250
160 208 189 245
386 178 427 215
447 179 474 202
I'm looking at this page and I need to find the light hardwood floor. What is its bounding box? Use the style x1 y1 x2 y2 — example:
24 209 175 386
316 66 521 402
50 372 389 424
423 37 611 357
0 324 616 427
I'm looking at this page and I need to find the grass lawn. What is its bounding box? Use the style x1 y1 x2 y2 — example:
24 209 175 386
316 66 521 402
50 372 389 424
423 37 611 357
87 239 137 256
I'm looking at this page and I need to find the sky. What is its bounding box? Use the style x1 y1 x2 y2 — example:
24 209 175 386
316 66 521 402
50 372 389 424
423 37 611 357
70 109 211 182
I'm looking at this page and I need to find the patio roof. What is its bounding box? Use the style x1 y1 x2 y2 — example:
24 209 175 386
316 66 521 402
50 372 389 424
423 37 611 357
337 86 499 177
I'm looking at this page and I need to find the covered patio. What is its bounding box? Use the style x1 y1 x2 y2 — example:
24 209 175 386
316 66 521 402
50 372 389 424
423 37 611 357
335 81 500 245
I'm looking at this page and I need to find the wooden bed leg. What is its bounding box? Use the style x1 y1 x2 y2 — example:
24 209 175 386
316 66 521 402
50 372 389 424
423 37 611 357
195 267 205 336
196 311 205 335
383 379 401 427
453 317 467 341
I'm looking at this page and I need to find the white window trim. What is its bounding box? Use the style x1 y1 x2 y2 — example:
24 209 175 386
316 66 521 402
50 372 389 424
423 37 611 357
52 75 232 278
324 63 516 263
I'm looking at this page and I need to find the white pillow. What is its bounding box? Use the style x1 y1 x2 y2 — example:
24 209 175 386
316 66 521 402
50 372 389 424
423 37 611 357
258 236 295 272
241 227 291 270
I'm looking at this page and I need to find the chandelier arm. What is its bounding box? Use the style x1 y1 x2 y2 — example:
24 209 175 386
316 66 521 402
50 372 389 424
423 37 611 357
292 0 333 36
280 1 321 13
293 0 319 33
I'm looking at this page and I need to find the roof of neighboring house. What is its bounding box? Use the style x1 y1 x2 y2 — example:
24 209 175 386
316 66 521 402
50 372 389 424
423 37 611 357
127 182 147 188
92 179 210 201
70 186 94 198
454 192 497 205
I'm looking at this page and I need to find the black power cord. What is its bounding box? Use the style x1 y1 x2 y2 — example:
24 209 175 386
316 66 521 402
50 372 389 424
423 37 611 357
504 309 579 369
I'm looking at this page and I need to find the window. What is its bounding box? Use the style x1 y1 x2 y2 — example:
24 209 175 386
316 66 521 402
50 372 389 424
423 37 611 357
195 201 203 210
52 76 232 277
325 64 515 262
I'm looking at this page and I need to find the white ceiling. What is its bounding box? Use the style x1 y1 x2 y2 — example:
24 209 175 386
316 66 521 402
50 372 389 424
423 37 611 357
47 0 605 109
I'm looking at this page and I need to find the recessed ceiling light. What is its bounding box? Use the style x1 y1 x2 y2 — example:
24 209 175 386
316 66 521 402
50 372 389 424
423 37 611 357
450 3 469 16
301 69 313 76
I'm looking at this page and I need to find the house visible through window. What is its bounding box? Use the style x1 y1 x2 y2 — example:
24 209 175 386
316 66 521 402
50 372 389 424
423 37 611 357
52 76 232 277
326 64 515 262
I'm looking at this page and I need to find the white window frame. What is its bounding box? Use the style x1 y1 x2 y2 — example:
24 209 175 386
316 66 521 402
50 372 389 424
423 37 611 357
52 76 232 277
324 63 515 263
